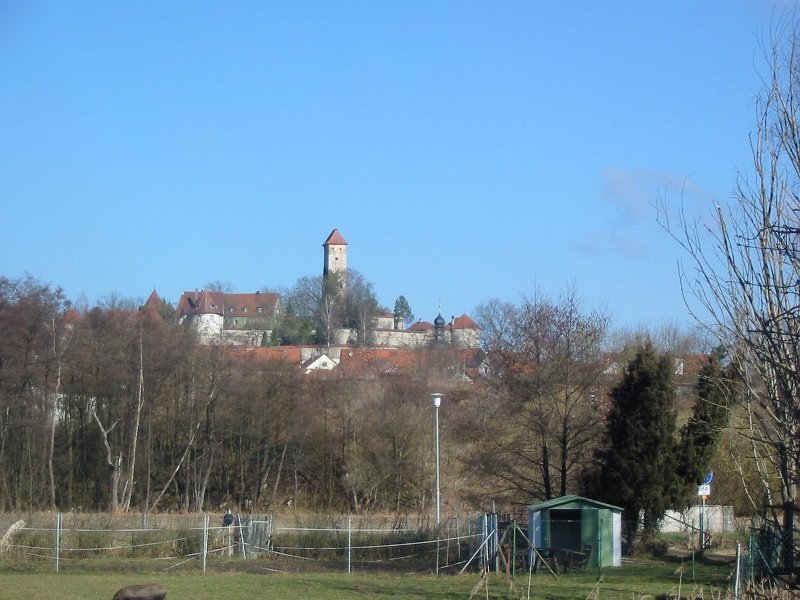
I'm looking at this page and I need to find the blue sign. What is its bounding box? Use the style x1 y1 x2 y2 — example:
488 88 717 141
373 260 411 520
702 471 713 485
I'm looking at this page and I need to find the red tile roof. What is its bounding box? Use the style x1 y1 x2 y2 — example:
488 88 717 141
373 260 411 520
177 290 225 317
176 291 279 318
323 229 348 246
406 320 434 332
141 290 167 318
337 347 484 378
228 346 303 364
450 313 479 329
337 348 421 376
222 292 279 316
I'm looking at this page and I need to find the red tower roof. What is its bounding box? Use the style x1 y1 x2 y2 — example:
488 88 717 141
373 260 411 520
323 229 348 246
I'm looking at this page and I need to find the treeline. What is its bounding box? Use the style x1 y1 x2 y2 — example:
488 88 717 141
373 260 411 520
1 275 739 533
0 276 440 514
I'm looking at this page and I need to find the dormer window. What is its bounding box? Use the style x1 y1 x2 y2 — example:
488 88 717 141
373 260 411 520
229 307 235 314
257 307 264 314
243 307 248 314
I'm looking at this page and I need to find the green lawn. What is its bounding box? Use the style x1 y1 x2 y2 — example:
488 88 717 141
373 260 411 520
0 555 736 600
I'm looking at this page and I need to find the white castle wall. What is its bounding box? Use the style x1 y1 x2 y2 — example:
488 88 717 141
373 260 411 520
370 327 479 349
222 329 271 346
451 328 480 349
370 329 431 348
186 313 224 344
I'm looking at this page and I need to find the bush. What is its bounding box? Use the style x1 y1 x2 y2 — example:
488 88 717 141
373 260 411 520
172 528 202 557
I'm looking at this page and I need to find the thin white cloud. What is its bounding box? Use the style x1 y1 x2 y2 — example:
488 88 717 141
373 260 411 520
573 229 647 258
601 167 712 224
574 167 714 259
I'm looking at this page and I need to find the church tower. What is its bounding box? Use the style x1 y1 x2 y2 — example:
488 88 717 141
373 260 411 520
322 229 348 290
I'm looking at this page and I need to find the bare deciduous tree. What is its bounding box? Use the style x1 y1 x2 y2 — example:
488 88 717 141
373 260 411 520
660 21 800 566
467 289 608 502
339 270 382 345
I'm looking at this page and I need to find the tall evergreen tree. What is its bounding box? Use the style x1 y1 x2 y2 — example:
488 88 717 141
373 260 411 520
675 348 731 504
584 344 680 542
393 296 414 327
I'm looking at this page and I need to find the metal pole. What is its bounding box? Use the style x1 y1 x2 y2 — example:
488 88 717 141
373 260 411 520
202 514 209 573
237 513 247 559
435 403 440 527
734 541 741 600
54 512 61 573
512 521 517 577
700 496 705 551
431 393 443 528
268 514 273 555
347 515 352 573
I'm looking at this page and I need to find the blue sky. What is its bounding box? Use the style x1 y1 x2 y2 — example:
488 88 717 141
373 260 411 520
0 2 782 330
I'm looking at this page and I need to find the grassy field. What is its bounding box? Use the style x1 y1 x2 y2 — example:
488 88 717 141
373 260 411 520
0 555 736 600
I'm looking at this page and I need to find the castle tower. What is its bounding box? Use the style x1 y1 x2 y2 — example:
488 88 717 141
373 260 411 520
433 313 446 345
323 229 348 291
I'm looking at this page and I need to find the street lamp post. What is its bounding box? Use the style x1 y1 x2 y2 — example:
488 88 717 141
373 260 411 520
431 393 443 527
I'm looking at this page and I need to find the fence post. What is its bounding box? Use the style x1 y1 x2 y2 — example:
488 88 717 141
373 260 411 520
347 515 352 573
734 541 741 600
481 515 488 568
54 512 61 573
436 536 440 575
456 516 461 560
493 514 499 573
239 513 248 559
446 519 451 568
268 514 273 555
202 514 209 573
512 521 517 577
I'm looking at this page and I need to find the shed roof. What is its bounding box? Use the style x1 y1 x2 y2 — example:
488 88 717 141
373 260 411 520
528 494 623 513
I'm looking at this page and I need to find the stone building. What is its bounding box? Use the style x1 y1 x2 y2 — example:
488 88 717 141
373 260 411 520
322 228 348 291
175 228 480 351
176 290 281 345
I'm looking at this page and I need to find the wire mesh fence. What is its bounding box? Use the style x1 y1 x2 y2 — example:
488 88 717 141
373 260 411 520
0 509 770 599
1 512 484 574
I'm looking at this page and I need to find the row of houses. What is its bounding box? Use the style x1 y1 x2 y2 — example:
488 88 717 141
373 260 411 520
229 345 486 379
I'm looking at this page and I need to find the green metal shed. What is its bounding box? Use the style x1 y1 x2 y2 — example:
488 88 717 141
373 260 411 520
527 495 623 568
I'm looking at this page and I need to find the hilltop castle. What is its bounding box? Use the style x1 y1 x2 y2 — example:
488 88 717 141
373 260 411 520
171 229 480 353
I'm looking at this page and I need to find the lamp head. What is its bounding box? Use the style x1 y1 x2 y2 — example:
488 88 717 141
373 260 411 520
430 392 443 408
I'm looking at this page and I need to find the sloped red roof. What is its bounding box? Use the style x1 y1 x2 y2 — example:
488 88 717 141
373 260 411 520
176 291 279 318
177 290 225 317
338 348 421 376
141 290 170 319
450 313 479 329
223 292 279 316
228 346 303 364
406 320 434 332
323 229 348 246
337 347 485 378
143 290 161 310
